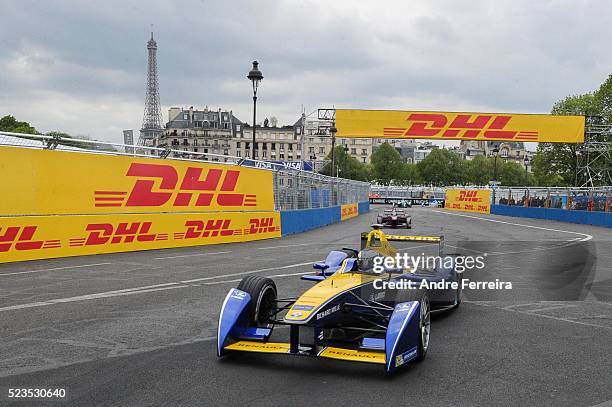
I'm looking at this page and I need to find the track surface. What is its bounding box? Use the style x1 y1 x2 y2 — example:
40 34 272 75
0 207 611 406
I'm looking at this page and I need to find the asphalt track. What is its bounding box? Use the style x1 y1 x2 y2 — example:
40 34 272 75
0 207 611 407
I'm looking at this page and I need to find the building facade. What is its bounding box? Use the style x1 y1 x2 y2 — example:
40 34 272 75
156 107 243 161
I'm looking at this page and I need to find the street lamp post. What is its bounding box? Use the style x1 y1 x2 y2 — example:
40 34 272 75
330 124 337 177
247 61 263 160
523 154 529 186
492 147 499 181
491 147 499 204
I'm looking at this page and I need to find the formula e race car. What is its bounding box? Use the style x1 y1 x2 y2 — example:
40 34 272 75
217 229 461 373
377 208 412 229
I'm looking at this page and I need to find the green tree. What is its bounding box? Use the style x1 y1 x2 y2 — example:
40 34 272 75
416 148 465 186
594 74 612 124
532 92 600 186
396 163 421 186
369 142 404 185
320 145 369 181
497 160 526 186
0 115 39 134
465 155 492 185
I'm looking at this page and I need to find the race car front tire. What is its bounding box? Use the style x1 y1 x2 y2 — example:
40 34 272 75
394 289 430 361
236 276 277 326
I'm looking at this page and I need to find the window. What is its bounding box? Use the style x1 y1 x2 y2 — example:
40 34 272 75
351 148 356 154
362 157 366 163
319 147 325 154
501 149 509 157
362 149 367 155
183 113 188 120
224 149 228 155
309 147 314 153
271 143 276 150
224 123 229 129
262 151 267 158
237 150 241 157
236 125 241 132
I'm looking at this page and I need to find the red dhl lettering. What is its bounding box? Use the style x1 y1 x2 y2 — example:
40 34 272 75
182 219 237 238
247 218 278 235
69 222 156 246
457 191 482 202
93 163 257 208
383 114 539 140
0 226 60 251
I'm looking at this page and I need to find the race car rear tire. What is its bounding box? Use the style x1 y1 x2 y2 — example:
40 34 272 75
237 276 277 326
406 219 412 229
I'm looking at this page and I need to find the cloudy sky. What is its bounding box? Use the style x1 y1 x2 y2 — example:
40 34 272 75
1 0 610 144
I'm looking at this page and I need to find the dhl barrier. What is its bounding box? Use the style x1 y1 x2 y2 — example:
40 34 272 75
0 146 279 263
0 212 280 263
0 147 274 215
341 203 359 221
336 109 585 143
444 189 491 214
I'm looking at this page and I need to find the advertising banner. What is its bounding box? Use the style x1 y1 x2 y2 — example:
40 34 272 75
445 189 491 214
336 109 585 143
0 211 281 263
341 203 359 221
0 147 275 216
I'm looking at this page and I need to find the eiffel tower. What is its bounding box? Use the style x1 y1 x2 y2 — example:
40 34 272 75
138 31 163 149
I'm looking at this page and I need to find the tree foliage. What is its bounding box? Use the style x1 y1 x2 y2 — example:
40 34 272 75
0 115 39 134
417 148 466 186
370 142 404 185
320 145 370 181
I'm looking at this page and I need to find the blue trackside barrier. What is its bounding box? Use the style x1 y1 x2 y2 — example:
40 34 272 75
491 205 612 228
280 206 341 235
280 201 370 236
358 201 370 214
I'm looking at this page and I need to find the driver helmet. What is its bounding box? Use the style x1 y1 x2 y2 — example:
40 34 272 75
357 249 382 273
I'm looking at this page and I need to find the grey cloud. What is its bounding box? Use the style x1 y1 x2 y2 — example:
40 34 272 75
0 0 610 143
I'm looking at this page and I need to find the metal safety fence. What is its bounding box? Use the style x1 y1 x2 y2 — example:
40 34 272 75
273 171 369 210
0 131 370 211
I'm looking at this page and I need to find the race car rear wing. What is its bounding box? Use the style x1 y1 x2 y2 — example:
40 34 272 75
360 231 444 256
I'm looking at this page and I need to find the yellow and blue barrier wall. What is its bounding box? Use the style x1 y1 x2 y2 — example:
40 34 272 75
491 205 611 228
0 146 369 263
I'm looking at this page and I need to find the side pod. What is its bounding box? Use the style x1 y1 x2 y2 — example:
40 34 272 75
385 301 421 374
217 288 251 357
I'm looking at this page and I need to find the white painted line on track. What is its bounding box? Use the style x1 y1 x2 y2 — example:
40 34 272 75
179 261 313 283
154 251 231 260
0 263 113 277
466 301 612 330
199 271 312 286
431 210 593 242
0 261 315 313
256 242 322 250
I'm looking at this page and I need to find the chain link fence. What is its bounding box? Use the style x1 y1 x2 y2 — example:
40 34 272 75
273 171 369 210
0 131 370 210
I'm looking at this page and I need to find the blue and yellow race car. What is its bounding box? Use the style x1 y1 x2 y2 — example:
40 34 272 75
217 229 461 373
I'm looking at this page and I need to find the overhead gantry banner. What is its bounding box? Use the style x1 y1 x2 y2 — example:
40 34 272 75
335 110 585 143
